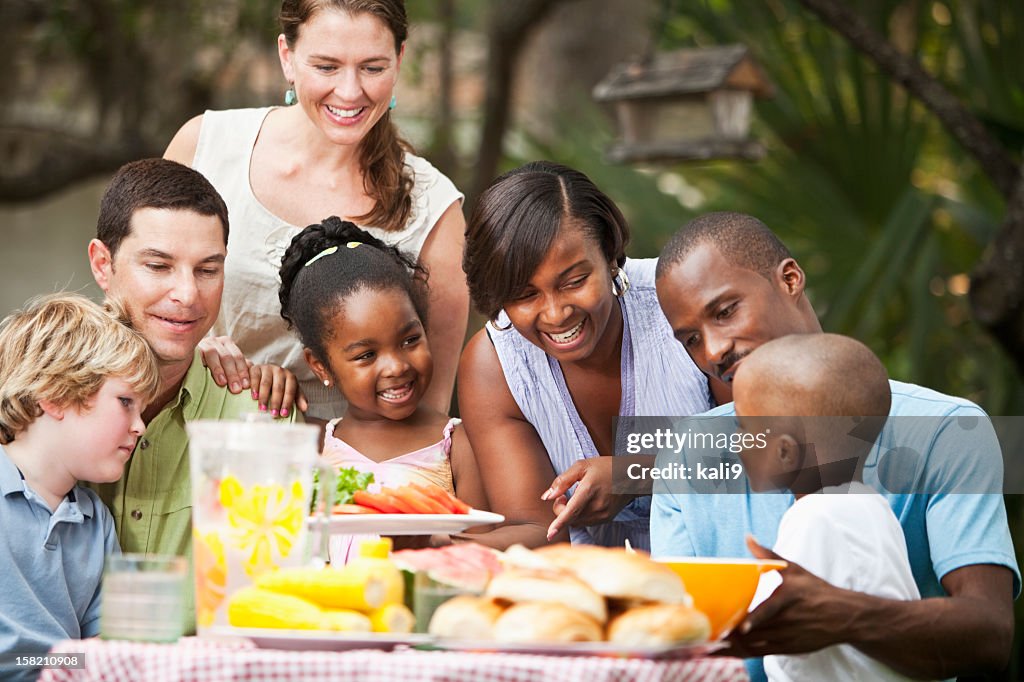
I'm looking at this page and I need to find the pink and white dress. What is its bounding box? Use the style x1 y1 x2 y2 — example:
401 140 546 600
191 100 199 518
321 417 459 565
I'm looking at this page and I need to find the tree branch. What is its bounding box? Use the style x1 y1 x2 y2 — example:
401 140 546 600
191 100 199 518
795 0 1019 200
0 126 160 202
969 162 1024 377
429 0 458 180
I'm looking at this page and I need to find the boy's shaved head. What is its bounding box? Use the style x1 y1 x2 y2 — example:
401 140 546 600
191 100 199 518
734 334 891 494
735 333 890 419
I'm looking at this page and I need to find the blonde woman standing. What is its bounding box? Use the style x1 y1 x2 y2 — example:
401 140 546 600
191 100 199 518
165 0 467 422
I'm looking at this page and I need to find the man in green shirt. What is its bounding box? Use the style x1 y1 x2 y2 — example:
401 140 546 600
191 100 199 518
86 158 297 633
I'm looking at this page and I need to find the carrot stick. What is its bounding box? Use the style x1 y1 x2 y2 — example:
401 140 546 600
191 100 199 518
332 503 381 514
395 485 450 514
353 490 402 514
439 488 471 514
409 483 460 514
378 488 420 514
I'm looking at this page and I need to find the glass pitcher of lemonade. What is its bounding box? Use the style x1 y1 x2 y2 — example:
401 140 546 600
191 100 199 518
187 419 319 630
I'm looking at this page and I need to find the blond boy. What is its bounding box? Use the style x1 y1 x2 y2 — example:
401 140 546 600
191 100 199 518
0 294 158 681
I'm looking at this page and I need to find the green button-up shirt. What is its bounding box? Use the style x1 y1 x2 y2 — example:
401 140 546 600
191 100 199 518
92 351 298 634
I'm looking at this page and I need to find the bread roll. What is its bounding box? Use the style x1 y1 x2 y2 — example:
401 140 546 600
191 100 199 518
606 603 711 646
501 543 560 571
493 602 604 643
534 544 688 604
485 568 607 623
428 595 506 639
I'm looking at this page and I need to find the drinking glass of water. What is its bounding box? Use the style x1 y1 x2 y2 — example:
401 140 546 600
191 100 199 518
100 554 187 642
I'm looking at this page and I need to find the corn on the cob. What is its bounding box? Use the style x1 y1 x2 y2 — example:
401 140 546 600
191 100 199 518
226 586 322 629
368 603 415 633
255 564 385 611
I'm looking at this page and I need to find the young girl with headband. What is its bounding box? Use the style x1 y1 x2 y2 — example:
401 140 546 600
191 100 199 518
279 217 487 562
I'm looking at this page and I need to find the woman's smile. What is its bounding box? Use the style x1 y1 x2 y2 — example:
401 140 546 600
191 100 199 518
543 318 588 350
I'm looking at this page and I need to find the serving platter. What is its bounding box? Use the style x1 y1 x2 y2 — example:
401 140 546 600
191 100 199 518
203 626 723 659
416 638 727 659
203 625 433 651
306 509 504 536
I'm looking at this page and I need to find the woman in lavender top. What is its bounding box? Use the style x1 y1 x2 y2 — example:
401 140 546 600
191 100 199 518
458 161 711 551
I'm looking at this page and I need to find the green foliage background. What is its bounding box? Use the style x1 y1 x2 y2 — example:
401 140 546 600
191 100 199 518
505 0 1024 417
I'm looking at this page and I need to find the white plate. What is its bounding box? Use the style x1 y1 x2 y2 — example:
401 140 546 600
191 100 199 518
306 509 505 536
203 625 433 651
419 639 726 659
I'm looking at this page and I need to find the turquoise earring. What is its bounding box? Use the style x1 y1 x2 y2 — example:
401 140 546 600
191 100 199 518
389 94 397 110
284 86 297 106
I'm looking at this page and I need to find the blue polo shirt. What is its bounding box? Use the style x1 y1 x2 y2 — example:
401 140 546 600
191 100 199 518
0 445 119 682
651 380 1020 682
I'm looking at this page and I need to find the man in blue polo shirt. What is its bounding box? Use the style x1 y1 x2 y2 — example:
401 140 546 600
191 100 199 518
652 211 1018 680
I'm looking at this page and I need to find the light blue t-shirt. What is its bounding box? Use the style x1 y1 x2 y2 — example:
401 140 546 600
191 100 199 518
0 445 119 682
650 380 1020 681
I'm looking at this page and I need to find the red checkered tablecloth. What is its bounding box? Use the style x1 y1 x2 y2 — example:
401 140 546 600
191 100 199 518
40 637 748 682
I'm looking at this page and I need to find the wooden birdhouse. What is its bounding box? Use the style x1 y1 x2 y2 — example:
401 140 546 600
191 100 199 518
593 44 773 163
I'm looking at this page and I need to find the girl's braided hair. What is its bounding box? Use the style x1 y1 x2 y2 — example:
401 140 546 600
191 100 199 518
278 216 428 364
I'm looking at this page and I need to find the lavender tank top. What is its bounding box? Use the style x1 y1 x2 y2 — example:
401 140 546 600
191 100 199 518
487 258 711 549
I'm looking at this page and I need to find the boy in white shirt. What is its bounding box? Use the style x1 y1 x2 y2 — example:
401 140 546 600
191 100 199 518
734 333 921 682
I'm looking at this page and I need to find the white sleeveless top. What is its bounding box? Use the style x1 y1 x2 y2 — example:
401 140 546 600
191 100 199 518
192 107 463 419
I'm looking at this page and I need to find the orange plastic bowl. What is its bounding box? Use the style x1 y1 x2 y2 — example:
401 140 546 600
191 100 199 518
655 557 786 639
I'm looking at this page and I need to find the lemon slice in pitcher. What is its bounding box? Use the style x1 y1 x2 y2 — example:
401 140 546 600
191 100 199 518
218 477 307 577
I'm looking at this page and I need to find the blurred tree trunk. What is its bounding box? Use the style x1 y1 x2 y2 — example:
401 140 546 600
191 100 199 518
513 0 658 144
468 0 579 211
972 167 1024 378
795 0 1024 377
467 0 658 211
428 0 458 180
